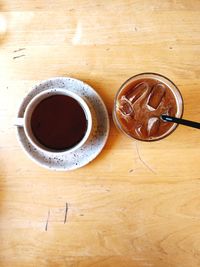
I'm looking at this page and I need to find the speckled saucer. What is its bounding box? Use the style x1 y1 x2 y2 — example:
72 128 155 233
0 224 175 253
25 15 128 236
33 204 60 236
16 77 110 171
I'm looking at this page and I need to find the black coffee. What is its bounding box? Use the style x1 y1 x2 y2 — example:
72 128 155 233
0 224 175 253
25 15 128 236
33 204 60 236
31 95 87 150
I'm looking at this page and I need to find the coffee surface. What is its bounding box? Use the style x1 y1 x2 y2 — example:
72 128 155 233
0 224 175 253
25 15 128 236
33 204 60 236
116 78 178 140
31 95 87 150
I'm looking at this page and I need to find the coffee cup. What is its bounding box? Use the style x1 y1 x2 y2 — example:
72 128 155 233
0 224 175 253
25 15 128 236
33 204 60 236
15 88 92 154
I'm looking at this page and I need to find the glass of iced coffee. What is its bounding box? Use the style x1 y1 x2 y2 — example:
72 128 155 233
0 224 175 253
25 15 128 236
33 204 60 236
113 73 183 141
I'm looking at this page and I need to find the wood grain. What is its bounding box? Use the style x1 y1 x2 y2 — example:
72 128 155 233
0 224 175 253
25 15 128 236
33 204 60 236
0 1 200 266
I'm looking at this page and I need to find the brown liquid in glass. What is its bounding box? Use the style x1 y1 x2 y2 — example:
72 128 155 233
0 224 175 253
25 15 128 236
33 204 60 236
116 78 178 140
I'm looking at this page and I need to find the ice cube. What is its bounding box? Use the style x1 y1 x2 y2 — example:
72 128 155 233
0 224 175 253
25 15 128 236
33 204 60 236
126 82 149 104
147 117 160 137
147 83 165 110
118 99 134 116
134 122 148 138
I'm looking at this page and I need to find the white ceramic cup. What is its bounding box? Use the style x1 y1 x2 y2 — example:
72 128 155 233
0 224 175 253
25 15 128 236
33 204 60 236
15 88 93 154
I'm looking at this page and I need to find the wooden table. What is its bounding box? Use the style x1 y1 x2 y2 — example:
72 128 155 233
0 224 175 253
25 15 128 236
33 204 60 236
0 1 200 266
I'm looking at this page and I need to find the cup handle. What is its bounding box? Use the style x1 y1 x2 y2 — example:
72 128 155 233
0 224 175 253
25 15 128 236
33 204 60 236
14 117 24 127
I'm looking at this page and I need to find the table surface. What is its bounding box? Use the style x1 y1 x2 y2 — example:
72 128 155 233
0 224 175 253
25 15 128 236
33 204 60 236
0 1 200 267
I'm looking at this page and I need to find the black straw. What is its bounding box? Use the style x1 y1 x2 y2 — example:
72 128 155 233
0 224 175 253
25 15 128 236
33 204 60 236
161 115 200 129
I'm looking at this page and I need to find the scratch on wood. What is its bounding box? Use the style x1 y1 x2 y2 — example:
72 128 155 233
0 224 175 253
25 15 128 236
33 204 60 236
13 54 26 60
64 202 68 224
135 142 156 174
45 210 50 231
13 48 26 53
